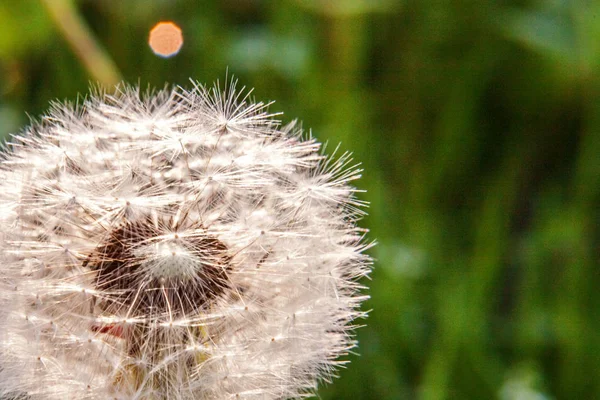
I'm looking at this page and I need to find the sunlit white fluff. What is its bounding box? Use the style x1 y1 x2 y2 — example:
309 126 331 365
0 80 372 399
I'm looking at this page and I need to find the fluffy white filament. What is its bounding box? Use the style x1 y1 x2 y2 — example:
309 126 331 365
0 80 372 399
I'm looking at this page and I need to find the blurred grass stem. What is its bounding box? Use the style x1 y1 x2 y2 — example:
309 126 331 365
40 0 122 87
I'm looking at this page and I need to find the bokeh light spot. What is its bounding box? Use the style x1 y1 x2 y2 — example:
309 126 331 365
149 22 183 58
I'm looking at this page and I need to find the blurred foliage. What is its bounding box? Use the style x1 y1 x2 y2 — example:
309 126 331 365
0 0 599 399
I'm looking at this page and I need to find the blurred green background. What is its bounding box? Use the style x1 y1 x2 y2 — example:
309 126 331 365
1 0 599 399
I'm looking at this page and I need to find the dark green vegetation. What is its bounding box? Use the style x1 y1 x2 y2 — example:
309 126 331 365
0 1 598 399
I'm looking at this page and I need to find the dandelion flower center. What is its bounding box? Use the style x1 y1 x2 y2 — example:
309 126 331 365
87 218 231 319
135 241 201 279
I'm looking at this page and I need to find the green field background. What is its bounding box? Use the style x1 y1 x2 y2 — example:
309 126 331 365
0 1 599 399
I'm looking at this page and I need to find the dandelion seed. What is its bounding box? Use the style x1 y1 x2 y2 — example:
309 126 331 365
0 79 372 399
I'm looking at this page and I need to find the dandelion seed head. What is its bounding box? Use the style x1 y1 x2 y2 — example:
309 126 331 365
0 79 372 399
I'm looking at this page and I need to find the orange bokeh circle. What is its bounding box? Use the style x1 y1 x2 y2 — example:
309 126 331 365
149 22 183 57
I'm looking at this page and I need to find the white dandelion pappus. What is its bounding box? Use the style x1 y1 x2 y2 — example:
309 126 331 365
0 79 372 399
